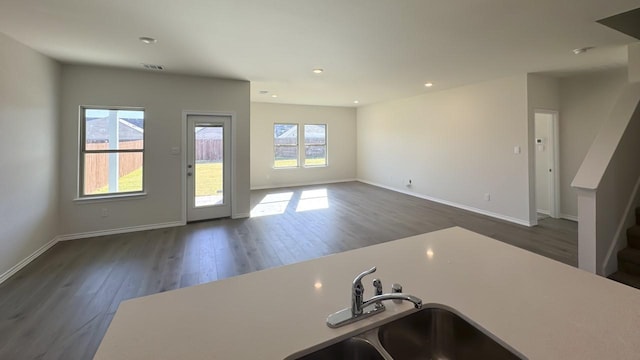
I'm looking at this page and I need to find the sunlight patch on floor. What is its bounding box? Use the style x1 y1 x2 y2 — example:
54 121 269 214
296 189 329 212
250 192 293 217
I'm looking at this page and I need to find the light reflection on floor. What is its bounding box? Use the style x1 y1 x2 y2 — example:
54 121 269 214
250 188 330 217
250 192 294 217
296 189 329 212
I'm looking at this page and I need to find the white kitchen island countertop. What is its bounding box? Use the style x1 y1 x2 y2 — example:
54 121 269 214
94 227 640 359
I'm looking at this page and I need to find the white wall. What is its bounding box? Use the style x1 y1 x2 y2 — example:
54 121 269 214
357 75 531 225
250 102 356 189
559 69 628 218
570 80 640 274
0 33 60 276
59 65 250 236
597 87 640 275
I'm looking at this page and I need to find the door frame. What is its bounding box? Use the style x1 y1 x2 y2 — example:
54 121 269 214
534 109 560 219
181 110 236 223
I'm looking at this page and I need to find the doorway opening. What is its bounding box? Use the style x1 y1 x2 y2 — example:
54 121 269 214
183 113 232 222
534 110 560 220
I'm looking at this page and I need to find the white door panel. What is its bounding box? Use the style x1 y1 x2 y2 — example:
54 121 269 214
186 115 231 221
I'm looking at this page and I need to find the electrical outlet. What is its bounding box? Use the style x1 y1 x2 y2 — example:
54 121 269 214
484 193 491 201
101 208 109 217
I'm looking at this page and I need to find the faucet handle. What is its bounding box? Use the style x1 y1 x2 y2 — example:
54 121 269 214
391 283 403 293
373 279 383 296
353 266 376 287
392 283 403 304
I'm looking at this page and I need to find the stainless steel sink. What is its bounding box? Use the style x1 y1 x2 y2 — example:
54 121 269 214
295 337 384 360
291 306 524 360
378 307 523 359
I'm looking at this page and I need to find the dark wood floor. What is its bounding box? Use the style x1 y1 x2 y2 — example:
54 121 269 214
0 181 577 359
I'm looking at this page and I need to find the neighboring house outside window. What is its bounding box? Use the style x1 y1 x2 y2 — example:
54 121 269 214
79 107 145 197
274 123 298 168
273 123 327 168
304 124 327 166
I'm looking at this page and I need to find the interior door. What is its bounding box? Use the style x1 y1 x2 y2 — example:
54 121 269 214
534 111 558 219
186 115 231 221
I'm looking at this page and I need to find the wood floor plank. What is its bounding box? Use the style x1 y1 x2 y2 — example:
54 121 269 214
0 181 577 359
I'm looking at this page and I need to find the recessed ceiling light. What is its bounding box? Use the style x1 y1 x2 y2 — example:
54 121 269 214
353 100 359 104
259 90 269 94
572 46 594 55
424 82 433 87
271 94 278 98
313 68 324 74
139 36 157 44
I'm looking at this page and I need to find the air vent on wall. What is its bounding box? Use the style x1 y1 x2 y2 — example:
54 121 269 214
141 63 164 71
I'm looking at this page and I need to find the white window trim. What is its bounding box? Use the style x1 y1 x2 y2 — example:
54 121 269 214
78 105 146 199
303 123 328 168
273 123 300 169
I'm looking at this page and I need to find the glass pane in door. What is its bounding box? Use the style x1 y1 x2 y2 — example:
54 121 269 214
194 125 223 207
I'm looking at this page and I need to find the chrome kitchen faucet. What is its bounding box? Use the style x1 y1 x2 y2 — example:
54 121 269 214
327 266 423 328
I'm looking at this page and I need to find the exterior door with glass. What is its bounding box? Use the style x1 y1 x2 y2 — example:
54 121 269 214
186 115 231 221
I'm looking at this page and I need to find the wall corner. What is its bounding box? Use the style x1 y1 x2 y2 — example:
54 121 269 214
629 43 640 83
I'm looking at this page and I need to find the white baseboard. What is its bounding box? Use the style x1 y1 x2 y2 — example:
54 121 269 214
537 211 576 222
560 213 578 222
0 236 60 285
57 221 185 241
1 221 192 284
251 178 357 190
357 179 533 227
232 213 250 219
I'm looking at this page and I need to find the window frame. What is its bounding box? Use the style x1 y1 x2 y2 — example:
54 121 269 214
78 105 146 199
303 124 328 168
273 123 299 169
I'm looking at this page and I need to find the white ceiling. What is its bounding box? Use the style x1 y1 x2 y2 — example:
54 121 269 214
1 0 639 107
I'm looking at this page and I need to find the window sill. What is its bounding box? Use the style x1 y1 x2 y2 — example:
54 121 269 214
272 165 329 169
74 192 147 204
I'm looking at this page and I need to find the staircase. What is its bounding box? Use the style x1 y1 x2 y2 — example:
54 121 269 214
609 207 640 289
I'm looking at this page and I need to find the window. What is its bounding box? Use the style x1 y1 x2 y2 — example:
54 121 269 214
80 107 145 197
274 123 298 168
273 123 328 168
304 124 327 166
